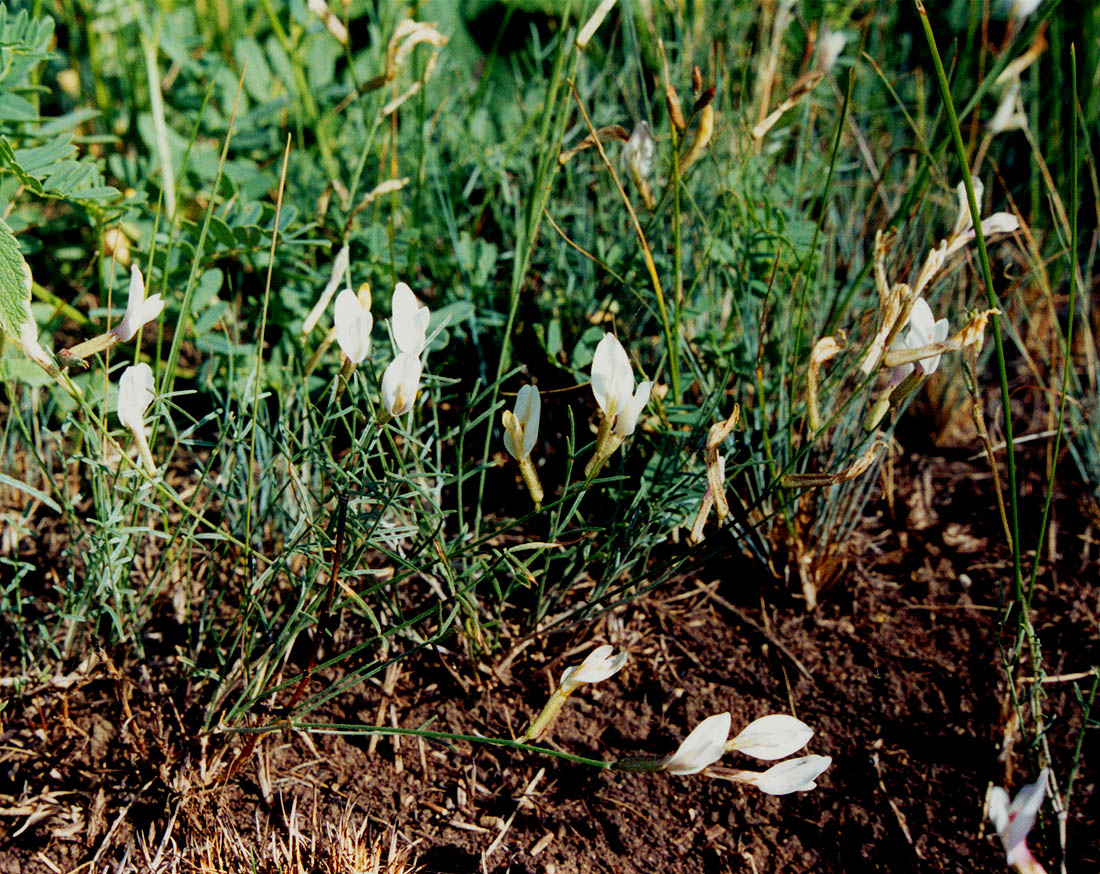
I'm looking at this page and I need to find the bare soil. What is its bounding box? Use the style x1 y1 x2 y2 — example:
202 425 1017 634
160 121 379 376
1 449 1097 873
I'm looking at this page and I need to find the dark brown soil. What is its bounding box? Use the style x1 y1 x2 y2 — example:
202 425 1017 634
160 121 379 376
1 450 1097 874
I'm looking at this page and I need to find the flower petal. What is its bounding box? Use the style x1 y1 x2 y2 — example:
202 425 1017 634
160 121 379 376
980 212 1020 236
381 352 422 417
1000 769 1048 860
749 754 831 795
663 713 731 776
559 644 627 692
334 288 372 363
118 363 155 432
613 380 651 437
952 177 985 238
591 333 630 417
514 385 540 458
391 282 428 355
728 714 814 761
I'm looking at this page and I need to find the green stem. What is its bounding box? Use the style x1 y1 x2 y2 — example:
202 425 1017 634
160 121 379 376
1025 46 1078 608
914 2 1023 605
242 721 613 770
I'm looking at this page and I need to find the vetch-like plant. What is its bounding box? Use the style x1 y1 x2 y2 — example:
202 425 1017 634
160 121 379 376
117 363 157 475
610 709 827 791
988 769 1049 874
586 333 652 478
502 384 543 510
689 404 740 544
518 644 628 742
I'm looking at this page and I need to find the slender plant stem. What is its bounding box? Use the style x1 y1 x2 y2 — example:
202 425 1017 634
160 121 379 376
914 1 1023 604
243 721 613 770
1026 46 1079 607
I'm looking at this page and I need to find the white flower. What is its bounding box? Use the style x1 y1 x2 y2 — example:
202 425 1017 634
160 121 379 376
988 769 1049 870
113 265 165 342
662 713 731 776
591 333 652 437
905 297 950 376
559 644 628 695
117 363 155 432
381 351 422 417
623 121 654 181
980 212 1021 236
391 282 430 356
748 754 832 795
947 178 1019 257
503 385 540 461
333 287 373 364
726 714 814 761
1008 0 1042 20
818 28 847 72
117 363 157 474
952 176 985 238
989 77 1027 135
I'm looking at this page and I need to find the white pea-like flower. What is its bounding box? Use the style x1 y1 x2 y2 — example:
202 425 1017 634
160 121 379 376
989 77 1027 135
391 282 430 356
591 333 651 438
623 121 655 181
117 363 155 432
117 363 157 474
381 351 422 417
1007 0 1042 20
726 714 814 761
559 644 628 695
988 769 1049 872
502 385 540 461
747 754 832 795
112 265 164 342
333 287 373 364
947 178 1020 257
898 298 950 380
662 712 731 776
818 28 847 72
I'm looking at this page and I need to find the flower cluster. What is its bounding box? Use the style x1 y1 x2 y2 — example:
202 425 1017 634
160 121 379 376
660 711 830 794
518 642 830 796
854 177 1018 430
321 264 432 421
499 332 652 510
